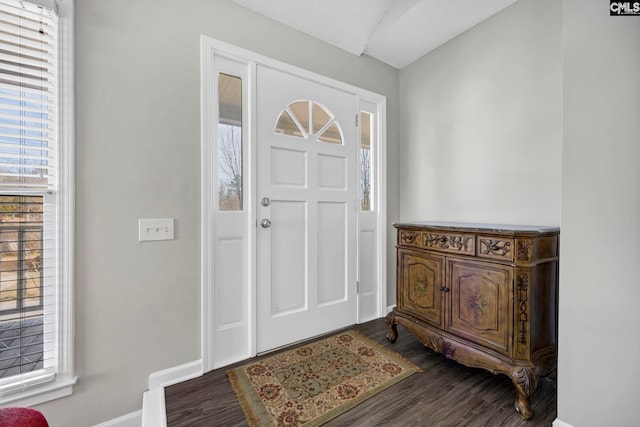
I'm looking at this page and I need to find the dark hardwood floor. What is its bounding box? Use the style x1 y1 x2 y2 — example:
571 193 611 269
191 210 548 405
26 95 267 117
165 318 556 426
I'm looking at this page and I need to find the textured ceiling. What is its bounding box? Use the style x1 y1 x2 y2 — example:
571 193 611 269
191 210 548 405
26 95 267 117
229 0 518 69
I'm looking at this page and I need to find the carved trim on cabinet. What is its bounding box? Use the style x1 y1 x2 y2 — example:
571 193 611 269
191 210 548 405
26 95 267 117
517 240 532 262
400 230 420 245
517 273 529 347
429 336 455 359
512 366 537 395
511 366 539 419
425 234 471 251
478 238 513 260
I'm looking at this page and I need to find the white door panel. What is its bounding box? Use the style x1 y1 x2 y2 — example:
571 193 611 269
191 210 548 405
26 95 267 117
257 66 357 352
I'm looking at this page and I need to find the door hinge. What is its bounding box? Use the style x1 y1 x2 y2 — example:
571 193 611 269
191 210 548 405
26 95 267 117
356 281 360 294
356 114 359 127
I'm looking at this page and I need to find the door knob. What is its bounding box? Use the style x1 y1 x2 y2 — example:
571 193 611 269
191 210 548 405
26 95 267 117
261 219 272 228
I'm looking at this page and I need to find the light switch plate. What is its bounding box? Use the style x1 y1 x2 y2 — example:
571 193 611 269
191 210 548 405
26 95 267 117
139 218 174 241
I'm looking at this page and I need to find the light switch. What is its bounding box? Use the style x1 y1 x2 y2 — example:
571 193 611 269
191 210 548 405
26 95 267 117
138 218 175 241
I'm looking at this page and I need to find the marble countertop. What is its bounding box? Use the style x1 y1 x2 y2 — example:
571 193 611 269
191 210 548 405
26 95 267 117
393 220 559 233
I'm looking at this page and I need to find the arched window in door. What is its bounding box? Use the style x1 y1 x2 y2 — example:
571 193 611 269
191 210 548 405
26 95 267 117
275 100 344 145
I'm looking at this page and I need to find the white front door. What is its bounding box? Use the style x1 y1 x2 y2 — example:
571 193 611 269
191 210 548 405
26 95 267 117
256 66 357 352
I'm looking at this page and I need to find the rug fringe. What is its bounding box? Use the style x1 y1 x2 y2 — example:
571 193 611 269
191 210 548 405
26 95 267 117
227 369 268 427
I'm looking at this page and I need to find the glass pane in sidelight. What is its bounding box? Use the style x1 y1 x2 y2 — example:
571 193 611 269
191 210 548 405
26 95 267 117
360 111 373 211
218 73 243 211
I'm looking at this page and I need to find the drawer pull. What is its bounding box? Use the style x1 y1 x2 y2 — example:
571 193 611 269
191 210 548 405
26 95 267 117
440 287 450 292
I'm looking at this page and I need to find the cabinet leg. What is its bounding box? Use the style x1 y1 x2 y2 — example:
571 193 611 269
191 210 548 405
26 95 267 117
511 367 538 420
385 310 398 343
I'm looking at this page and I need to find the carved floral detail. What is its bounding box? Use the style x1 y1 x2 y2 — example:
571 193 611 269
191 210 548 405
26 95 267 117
479 239 511 257
517 240 532 261
429 336 455 359
425 234 471 251
512 367 538 396
400 231 419 245
512 367 538 419
517 273 529 345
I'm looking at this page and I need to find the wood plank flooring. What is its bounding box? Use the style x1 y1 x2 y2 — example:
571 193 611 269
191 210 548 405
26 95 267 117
165 318 556 426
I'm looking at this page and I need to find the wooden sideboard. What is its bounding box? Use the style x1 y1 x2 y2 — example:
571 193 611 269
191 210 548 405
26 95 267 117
386 221 559 419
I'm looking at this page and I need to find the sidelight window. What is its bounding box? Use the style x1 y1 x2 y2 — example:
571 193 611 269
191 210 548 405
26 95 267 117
218 73 243 211
360 111 373 211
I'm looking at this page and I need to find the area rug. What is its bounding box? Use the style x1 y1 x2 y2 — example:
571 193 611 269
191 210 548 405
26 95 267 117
227 330 421 426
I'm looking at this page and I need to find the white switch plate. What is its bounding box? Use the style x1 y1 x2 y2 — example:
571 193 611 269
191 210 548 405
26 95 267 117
139 218 174 241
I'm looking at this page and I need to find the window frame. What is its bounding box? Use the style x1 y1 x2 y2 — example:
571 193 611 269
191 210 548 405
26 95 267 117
0 0 76 406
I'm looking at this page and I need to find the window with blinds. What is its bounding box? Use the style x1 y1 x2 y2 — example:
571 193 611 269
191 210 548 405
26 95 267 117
0 0 58 392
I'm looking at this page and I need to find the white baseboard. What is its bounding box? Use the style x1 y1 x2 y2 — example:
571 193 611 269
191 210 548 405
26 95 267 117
553 418 574 427
93 410 142 427
148 359 203 390
142 389 166 427
141 360 203 427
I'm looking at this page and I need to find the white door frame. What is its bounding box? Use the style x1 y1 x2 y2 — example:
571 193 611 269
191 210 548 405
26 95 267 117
200 36 387 371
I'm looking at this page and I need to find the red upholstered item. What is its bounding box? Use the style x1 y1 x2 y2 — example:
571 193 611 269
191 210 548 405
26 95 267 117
0 407 49 427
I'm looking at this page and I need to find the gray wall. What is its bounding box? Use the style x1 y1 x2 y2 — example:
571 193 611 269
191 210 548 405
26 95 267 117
398 0 640 424
36 1 398 425
398 0 562 229
559 0 640 425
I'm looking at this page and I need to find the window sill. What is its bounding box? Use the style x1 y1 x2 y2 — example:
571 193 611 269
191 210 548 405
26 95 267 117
0 375 78 407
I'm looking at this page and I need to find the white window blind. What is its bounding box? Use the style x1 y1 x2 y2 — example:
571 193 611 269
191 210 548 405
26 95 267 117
0 0 58 395
0 0 57 191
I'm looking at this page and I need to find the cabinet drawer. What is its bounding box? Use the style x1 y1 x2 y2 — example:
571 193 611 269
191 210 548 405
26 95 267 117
477 236 514 261
422 232 475 256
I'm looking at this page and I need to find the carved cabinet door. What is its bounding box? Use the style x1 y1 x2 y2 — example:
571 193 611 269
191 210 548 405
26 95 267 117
397 249 445 328
446 258 513 356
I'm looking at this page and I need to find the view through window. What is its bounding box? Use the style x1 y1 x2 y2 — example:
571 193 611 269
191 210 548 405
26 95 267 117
0 0 57 387
360 111 373 211
218 73 243 211
0 196 44 378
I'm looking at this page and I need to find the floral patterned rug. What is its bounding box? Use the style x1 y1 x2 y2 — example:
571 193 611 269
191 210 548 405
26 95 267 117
228 330 420 426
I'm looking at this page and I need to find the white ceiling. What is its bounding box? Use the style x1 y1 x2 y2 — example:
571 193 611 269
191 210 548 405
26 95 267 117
229 0 518 69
